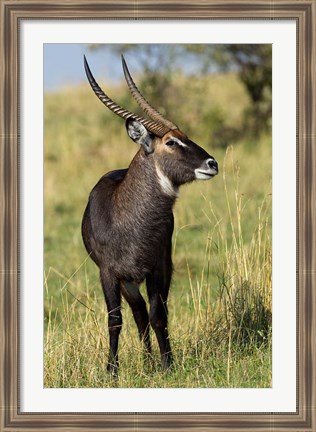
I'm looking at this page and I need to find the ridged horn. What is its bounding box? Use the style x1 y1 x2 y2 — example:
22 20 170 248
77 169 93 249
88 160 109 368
121 54 178 131
83 55 170 137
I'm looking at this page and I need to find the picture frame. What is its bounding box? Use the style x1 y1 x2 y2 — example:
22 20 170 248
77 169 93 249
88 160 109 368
1 0 315 430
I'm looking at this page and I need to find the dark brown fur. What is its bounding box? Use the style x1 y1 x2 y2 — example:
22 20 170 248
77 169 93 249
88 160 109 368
82 117 218 375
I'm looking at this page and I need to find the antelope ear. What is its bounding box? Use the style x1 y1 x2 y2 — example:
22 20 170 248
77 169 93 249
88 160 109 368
126 119 154 154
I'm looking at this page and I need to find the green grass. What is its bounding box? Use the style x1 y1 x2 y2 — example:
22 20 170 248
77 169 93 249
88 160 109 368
44 72 272 388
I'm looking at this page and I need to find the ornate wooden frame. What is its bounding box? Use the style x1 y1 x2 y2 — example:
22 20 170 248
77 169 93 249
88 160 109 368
1 1 315 430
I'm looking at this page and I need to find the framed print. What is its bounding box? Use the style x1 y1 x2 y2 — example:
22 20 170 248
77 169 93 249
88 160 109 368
1 1 315 431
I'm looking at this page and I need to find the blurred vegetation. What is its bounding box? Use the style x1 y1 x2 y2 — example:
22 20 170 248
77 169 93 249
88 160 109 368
91 44 272 146
44 46 272 388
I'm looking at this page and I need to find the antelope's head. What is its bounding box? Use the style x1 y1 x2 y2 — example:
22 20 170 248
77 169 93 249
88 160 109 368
84 55 218 195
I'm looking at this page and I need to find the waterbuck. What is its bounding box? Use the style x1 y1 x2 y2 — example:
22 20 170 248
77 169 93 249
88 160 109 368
82 55 218 375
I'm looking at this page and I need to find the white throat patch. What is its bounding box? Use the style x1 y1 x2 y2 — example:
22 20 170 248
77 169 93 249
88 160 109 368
155 164 179 198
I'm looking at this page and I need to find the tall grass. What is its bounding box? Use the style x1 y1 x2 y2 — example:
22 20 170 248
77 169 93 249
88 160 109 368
44 143 272 388
44 71 271 388
211 146 272 349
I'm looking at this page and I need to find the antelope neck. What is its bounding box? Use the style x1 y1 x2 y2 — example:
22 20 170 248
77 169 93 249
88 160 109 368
116 151 176 213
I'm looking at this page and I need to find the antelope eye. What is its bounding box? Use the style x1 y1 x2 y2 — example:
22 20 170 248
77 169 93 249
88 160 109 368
166 140 177 147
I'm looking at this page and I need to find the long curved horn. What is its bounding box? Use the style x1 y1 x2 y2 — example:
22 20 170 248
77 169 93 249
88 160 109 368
84 56 170 137
121 55 178 131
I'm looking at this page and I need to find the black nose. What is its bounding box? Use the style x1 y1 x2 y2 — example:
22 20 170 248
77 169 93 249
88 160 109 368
208 159 218 172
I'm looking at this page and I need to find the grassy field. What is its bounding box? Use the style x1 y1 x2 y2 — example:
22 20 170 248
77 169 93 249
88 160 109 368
44 72 272 388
